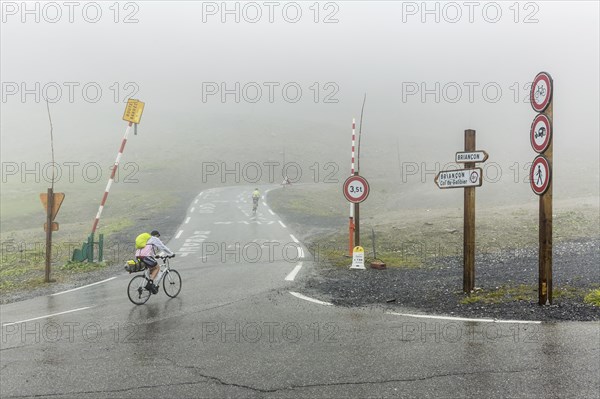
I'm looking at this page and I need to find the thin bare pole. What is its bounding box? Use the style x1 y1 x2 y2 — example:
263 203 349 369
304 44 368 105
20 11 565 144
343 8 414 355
45 99 55 190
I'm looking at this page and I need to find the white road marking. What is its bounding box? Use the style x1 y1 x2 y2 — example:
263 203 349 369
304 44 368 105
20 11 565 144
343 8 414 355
289 234 299 243
289 292 333 306
214 222 233 225
279 220 286 228
178 230 211 257
4 307 94 326
268 209 275 216
175 230 183 239
385 311 542 324
262 202 267 207
285 263 303 281
185 217 191 224
194 199 198 204
51 278 116 296
297 247 305 259
191 207 195 213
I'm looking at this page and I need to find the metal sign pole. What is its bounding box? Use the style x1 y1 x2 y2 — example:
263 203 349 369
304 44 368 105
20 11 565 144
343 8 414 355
354 199 360 247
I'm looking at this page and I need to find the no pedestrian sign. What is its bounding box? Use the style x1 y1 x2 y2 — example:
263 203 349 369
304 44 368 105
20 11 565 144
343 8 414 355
343 175 370 203
530 155 551 195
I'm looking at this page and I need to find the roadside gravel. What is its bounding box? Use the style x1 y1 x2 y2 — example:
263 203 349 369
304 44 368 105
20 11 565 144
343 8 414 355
299 238 599 322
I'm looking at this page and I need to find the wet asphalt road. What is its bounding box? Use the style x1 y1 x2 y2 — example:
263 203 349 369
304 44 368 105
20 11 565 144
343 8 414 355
1 187 599 398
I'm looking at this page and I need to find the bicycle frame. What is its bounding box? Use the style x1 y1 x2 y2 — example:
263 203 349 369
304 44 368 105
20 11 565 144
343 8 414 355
143 257 171 285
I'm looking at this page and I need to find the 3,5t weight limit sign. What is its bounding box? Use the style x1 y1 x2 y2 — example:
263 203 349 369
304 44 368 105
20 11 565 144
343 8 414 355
343 175 370 203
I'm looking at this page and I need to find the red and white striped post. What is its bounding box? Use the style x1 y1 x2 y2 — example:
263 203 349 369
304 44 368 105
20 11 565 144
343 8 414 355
348 118 356 255
91 121 133 234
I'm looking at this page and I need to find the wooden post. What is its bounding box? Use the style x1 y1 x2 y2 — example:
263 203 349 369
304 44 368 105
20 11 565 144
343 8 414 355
463 130 476 293
539 103 553 305
44 187 53 283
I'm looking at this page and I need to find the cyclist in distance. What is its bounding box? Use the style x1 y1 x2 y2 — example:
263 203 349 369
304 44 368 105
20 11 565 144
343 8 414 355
252 188 261 213
136 230 174 293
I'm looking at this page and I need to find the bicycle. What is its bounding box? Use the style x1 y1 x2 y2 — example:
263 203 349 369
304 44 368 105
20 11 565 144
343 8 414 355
127 253 182 305
534 84 546 101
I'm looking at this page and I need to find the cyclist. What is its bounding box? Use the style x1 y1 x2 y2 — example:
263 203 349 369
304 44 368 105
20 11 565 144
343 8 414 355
252 188 261 212
135 230 174 293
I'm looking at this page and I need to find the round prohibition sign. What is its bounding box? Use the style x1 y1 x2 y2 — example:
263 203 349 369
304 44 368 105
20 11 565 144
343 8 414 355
530 71 553 113
469 170 480 184
530 155 551 196
530 113 552 153
343 175 370 203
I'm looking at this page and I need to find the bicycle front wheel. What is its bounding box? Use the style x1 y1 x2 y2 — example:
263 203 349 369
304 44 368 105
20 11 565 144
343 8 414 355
128 275 151 305
163 269 182 298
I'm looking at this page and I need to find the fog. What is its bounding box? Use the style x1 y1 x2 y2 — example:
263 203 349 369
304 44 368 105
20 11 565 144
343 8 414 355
1 1 599 221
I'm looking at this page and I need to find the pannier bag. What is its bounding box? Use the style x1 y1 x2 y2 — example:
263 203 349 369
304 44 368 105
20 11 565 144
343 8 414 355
124 259 146 273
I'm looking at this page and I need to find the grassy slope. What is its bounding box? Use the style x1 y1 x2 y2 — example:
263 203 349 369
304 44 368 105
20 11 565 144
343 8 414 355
268 184 600 268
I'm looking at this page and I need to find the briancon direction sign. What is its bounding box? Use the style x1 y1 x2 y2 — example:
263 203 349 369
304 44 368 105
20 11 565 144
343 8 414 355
435 168 483 189
455 151 489 163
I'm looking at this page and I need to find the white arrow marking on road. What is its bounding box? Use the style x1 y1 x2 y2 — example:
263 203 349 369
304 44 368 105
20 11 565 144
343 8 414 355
51 277 116 296
385 311 541 324
285 262 303 281
289 292 333 306
4 306 94 326
175 230 183 239
279 221 286 228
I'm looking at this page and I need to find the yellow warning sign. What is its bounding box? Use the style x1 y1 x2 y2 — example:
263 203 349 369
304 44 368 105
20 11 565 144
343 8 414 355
122 99 145 124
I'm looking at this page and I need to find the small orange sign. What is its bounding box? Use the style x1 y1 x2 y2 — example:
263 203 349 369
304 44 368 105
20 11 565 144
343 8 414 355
44 222 59 232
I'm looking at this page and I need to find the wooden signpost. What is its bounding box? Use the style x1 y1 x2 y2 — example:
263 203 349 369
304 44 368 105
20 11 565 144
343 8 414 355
40 189 65 282
529 71 554 305
435 130 487 293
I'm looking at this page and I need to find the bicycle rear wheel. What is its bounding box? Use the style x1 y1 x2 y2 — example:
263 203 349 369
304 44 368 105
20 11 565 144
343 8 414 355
128 275 151 305
163 269 182 298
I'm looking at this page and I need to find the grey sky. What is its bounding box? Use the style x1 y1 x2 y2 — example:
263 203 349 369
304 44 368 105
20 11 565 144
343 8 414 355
1 1 598 206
